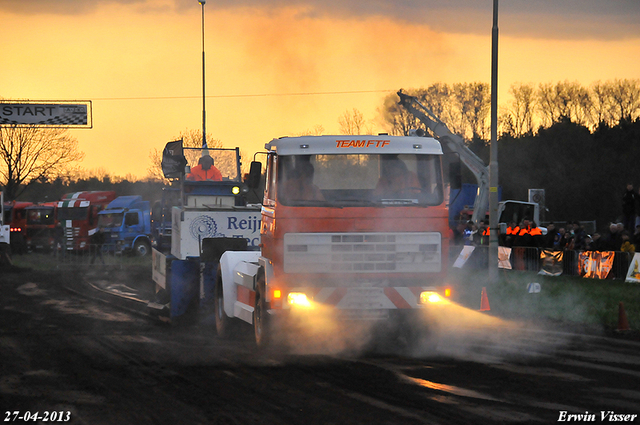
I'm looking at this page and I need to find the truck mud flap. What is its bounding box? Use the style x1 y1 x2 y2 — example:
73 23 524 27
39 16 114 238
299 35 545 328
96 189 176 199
170 259 200 319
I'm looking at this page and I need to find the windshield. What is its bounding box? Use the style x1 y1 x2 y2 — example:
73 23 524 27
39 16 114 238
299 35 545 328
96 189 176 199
57 207 89 221
26 208 55 225
97 213 124 228
277 154 443 206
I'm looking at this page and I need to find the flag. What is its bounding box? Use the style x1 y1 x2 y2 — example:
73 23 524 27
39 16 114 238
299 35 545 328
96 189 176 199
453 246 475 268
579 251 614 279
539 250 563 276
498 246 512 269
161 139 187 179
625 253 640 283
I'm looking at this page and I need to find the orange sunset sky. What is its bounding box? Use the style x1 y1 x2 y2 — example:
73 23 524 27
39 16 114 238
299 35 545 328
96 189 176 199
2 0 640 179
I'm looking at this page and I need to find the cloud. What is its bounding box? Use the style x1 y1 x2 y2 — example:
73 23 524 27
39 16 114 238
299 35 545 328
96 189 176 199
4 0 639 40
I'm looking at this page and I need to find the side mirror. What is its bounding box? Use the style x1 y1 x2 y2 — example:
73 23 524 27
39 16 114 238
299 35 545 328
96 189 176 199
247 161 262 189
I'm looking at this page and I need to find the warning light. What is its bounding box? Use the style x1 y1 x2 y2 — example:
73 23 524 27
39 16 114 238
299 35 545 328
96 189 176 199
273 290 282 299
444 288 452 297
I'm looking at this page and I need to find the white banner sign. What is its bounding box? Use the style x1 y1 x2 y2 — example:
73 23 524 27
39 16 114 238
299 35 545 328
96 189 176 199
0 102 91 127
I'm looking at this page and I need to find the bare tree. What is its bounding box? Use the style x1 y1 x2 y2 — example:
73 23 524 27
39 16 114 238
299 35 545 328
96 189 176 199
458 82 491 140
608 78 640 123
338 108 371 135
0 125 84 200
379 92 419 136
591 80 612 126
297 125 325 136
505 83 536 136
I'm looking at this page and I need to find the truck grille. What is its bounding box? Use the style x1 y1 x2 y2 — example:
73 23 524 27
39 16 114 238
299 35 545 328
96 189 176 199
284 232 441 274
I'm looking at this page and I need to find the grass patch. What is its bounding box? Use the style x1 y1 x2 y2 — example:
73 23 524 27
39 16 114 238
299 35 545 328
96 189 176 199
450 268 640 332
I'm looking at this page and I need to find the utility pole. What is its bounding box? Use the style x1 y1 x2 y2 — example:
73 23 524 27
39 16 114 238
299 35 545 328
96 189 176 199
489 0 500 282
199 0 207 151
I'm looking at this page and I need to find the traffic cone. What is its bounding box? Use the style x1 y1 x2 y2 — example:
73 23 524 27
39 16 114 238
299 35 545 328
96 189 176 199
617 302 630 332
479 287 491 312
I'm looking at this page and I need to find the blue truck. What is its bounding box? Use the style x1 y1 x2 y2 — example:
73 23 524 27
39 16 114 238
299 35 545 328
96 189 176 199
97 195 152 256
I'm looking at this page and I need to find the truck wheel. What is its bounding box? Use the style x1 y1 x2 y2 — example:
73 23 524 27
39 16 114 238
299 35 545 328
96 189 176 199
254 269 271 348
133 240 150 257
403 322 438 356
214 268 232 338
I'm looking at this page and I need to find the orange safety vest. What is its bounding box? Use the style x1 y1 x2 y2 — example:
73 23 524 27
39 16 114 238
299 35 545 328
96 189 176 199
530 227 542 236
518 226 531 236
507 226 520 235
187 165 222 181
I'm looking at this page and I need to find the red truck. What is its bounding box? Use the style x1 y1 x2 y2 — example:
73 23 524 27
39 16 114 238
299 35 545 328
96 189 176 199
3 200 34 254
25 202 58 252
56 191 117 251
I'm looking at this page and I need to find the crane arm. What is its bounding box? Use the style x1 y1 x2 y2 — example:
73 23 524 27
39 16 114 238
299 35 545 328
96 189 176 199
397 90 489 224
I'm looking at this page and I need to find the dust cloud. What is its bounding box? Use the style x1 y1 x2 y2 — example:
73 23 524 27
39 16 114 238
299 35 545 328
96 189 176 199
267 277 581 363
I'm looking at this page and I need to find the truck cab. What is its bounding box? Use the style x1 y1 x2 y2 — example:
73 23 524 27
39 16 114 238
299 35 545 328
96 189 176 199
98 195 152 256
57 191 117 251
25 202 58 252
3 200 33 254
216 135 453 347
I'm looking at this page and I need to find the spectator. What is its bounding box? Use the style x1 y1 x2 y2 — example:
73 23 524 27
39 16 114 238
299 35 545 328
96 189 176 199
620 232 636 254
573 222 587 250
90 226 105 265
503 221 519 247
452 222 465 246
515 217 533 247
591 232 603 251
554 227 567 250
564 232 576 250
463 221 474 246
633 225 640 251
600 223 620 251
478 220 489 245
543 222 558 249
622 184 638 233
583 235 595 251
530 222 544 247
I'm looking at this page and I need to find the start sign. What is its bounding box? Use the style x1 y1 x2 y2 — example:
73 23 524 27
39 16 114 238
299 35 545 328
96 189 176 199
0 101 91 127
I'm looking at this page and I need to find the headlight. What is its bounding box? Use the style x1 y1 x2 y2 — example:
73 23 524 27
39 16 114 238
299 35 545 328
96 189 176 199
419 291 448 305
287 292 311 308
232 186 241 195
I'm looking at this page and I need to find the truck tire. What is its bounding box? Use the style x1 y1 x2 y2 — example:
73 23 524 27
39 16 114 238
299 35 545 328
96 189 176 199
402 313 438 357
253 268 271 348
214 268 233 338
133 239 150 257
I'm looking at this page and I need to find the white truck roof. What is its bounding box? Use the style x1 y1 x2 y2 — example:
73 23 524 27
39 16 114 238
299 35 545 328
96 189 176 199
266 135 443 156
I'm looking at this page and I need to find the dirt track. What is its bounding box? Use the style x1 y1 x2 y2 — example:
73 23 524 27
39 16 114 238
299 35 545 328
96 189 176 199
1 267 640 425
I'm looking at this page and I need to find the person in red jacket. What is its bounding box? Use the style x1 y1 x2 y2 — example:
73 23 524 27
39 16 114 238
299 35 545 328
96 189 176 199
187 154 222 181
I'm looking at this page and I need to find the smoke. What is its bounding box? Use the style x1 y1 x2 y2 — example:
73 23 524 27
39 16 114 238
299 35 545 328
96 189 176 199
264 276 582 363
268 303 379 356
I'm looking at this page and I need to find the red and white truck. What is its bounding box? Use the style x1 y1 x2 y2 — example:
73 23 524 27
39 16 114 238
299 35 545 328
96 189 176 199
214 135 454 348
56 191 117 251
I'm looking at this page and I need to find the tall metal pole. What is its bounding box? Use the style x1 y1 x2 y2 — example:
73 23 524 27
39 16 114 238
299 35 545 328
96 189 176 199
199 0 207 150
489 0 500 282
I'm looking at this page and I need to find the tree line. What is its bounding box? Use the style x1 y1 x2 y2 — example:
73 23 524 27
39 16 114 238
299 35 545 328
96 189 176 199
3 79 640 233
380 80 640 232
381 79 640 139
